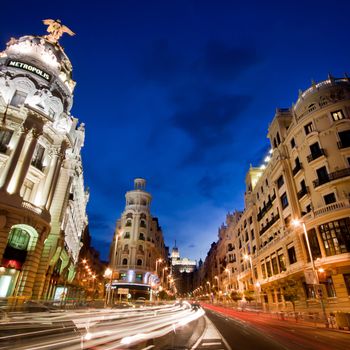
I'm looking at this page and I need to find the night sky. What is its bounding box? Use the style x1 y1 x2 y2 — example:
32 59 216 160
1 1 349 262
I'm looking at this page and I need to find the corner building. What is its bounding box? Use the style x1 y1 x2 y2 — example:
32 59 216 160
202 76 350 313
110 178 167 300
0 25 88 300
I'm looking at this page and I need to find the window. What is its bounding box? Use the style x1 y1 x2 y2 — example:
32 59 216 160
140 220 146 228
287 246 297 264
7 228 30 250
261 262 267 279
338 130 350 148
122 258 128 265
290 138 296 148
20 180 34 201
276 132 281 145
332 110 344 121
321 277 336 298
123 244 129 252
125 220 132 227
316 166 329 184
277 175 284 189
271 256 279 275
251 229 255 240
31 144 45 171
124 232 130 239
136 273 142 281
120 272 127 280
344 274 350 296
319 218 350 256
266 260 272 277
324 193 336 205
48 108 56 119
245 231 249 242
280 192 289 209
139 233 145 240
137 259 142 266
0 129 13 153
304 122 314 135
277 249 286 271
10 91 27 107
138 245 144 252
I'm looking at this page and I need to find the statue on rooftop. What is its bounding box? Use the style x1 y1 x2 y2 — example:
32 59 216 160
43 19 75 43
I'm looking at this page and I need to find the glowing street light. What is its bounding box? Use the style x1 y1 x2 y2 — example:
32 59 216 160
292 218 328 327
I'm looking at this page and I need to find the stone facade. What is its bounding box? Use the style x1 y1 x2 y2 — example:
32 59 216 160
199 76 350 314
0 28 88 301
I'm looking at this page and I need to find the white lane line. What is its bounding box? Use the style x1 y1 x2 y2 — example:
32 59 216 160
201 341 222 345
141 346 155 350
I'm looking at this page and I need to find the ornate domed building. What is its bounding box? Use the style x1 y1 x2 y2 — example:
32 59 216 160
109 178 168 301
0 21 88 301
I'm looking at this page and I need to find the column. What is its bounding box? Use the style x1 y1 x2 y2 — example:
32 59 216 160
0 128 29 191
12 129 41 195
39 149 59 207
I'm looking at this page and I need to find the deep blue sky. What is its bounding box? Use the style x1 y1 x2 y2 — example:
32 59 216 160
1 1 349 262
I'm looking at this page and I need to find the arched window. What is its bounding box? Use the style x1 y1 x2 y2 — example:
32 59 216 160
8 228 30 250
140 220 146 228
125 220 132 227
137 259 142 266
139 233 145 241
122 258 128 265
123 244 129 252
124 232 130 239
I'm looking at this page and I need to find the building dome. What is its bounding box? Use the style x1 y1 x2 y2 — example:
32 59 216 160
293 76 350 120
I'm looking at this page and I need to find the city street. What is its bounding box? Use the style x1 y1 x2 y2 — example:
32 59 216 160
202 303 350 350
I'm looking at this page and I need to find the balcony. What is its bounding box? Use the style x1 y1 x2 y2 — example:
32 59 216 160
313 168 350 188
297 186 309 200
259 213 280 236
307 148 326 163
292 163 303 176
257 193 276 222
338 140 350 149
314 199 350 218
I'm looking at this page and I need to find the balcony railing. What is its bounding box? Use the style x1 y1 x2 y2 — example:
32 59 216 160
292 162 303 176
257 193 276 222
314 199 350 217
313 168 350 188
307 148 326 163
338 140 350 149
297 186 309 200
259 213 280 236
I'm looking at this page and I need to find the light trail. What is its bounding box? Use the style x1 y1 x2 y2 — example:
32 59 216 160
0 302 204 350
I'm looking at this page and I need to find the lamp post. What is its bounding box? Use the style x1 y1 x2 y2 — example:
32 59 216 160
162 267 168 287
244 254 259 306
292 219 328 327
156 258 162 275
104 267 112 307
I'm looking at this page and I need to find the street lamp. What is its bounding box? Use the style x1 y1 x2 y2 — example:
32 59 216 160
162 267 168 286
104 267 112 307
292 219 328 327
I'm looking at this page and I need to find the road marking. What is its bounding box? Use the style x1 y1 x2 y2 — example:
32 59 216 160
142 346 155 350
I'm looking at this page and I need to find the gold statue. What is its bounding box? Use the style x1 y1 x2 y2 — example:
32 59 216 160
43 19 75 43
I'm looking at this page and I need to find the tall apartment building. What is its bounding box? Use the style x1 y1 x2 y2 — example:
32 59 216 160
200 76 350 313
109 178 168 301
0 21 88 300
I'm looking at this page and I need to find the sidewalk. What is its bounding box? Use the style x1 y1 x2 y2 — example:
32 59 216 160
201 303 350 334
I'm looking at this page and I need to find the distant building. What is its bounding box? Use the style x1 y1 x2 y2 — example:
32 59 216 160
0 22 88 301
170 244 196 295
109 178 168 301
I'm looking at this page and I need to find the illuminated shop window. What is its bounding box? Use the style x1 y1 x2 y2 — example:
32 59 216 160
8 228 30 250
332 110 344 121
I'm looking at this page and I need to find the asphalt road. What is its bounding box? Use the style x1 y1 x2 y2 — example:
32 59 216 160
203 304 350 350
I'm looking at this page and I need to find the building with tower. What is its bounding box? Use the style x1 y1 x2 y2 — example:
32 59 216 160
0 20 88 301
109 178 168 301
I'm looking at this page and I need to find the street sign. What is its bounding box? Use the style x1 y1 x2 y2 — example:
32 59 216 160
304 270 317 285
117 288 129 295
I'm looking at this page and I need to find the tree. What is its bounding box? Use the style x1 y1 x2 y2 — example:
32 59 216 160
283 282 299 318
230 290 243 302
244 290 255 303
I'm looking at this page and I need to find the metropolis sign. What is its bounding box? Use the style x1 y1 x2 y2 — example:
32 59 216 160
7 60 51 81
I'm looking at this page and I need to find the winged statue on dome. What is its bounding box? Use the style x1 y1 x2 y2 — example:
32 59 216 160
43 19 75 43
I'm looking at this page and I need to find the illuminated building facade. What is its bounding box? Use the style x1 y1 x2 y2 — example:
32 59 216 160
0 23 88 300
200 76 350 312
110 178 167 300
